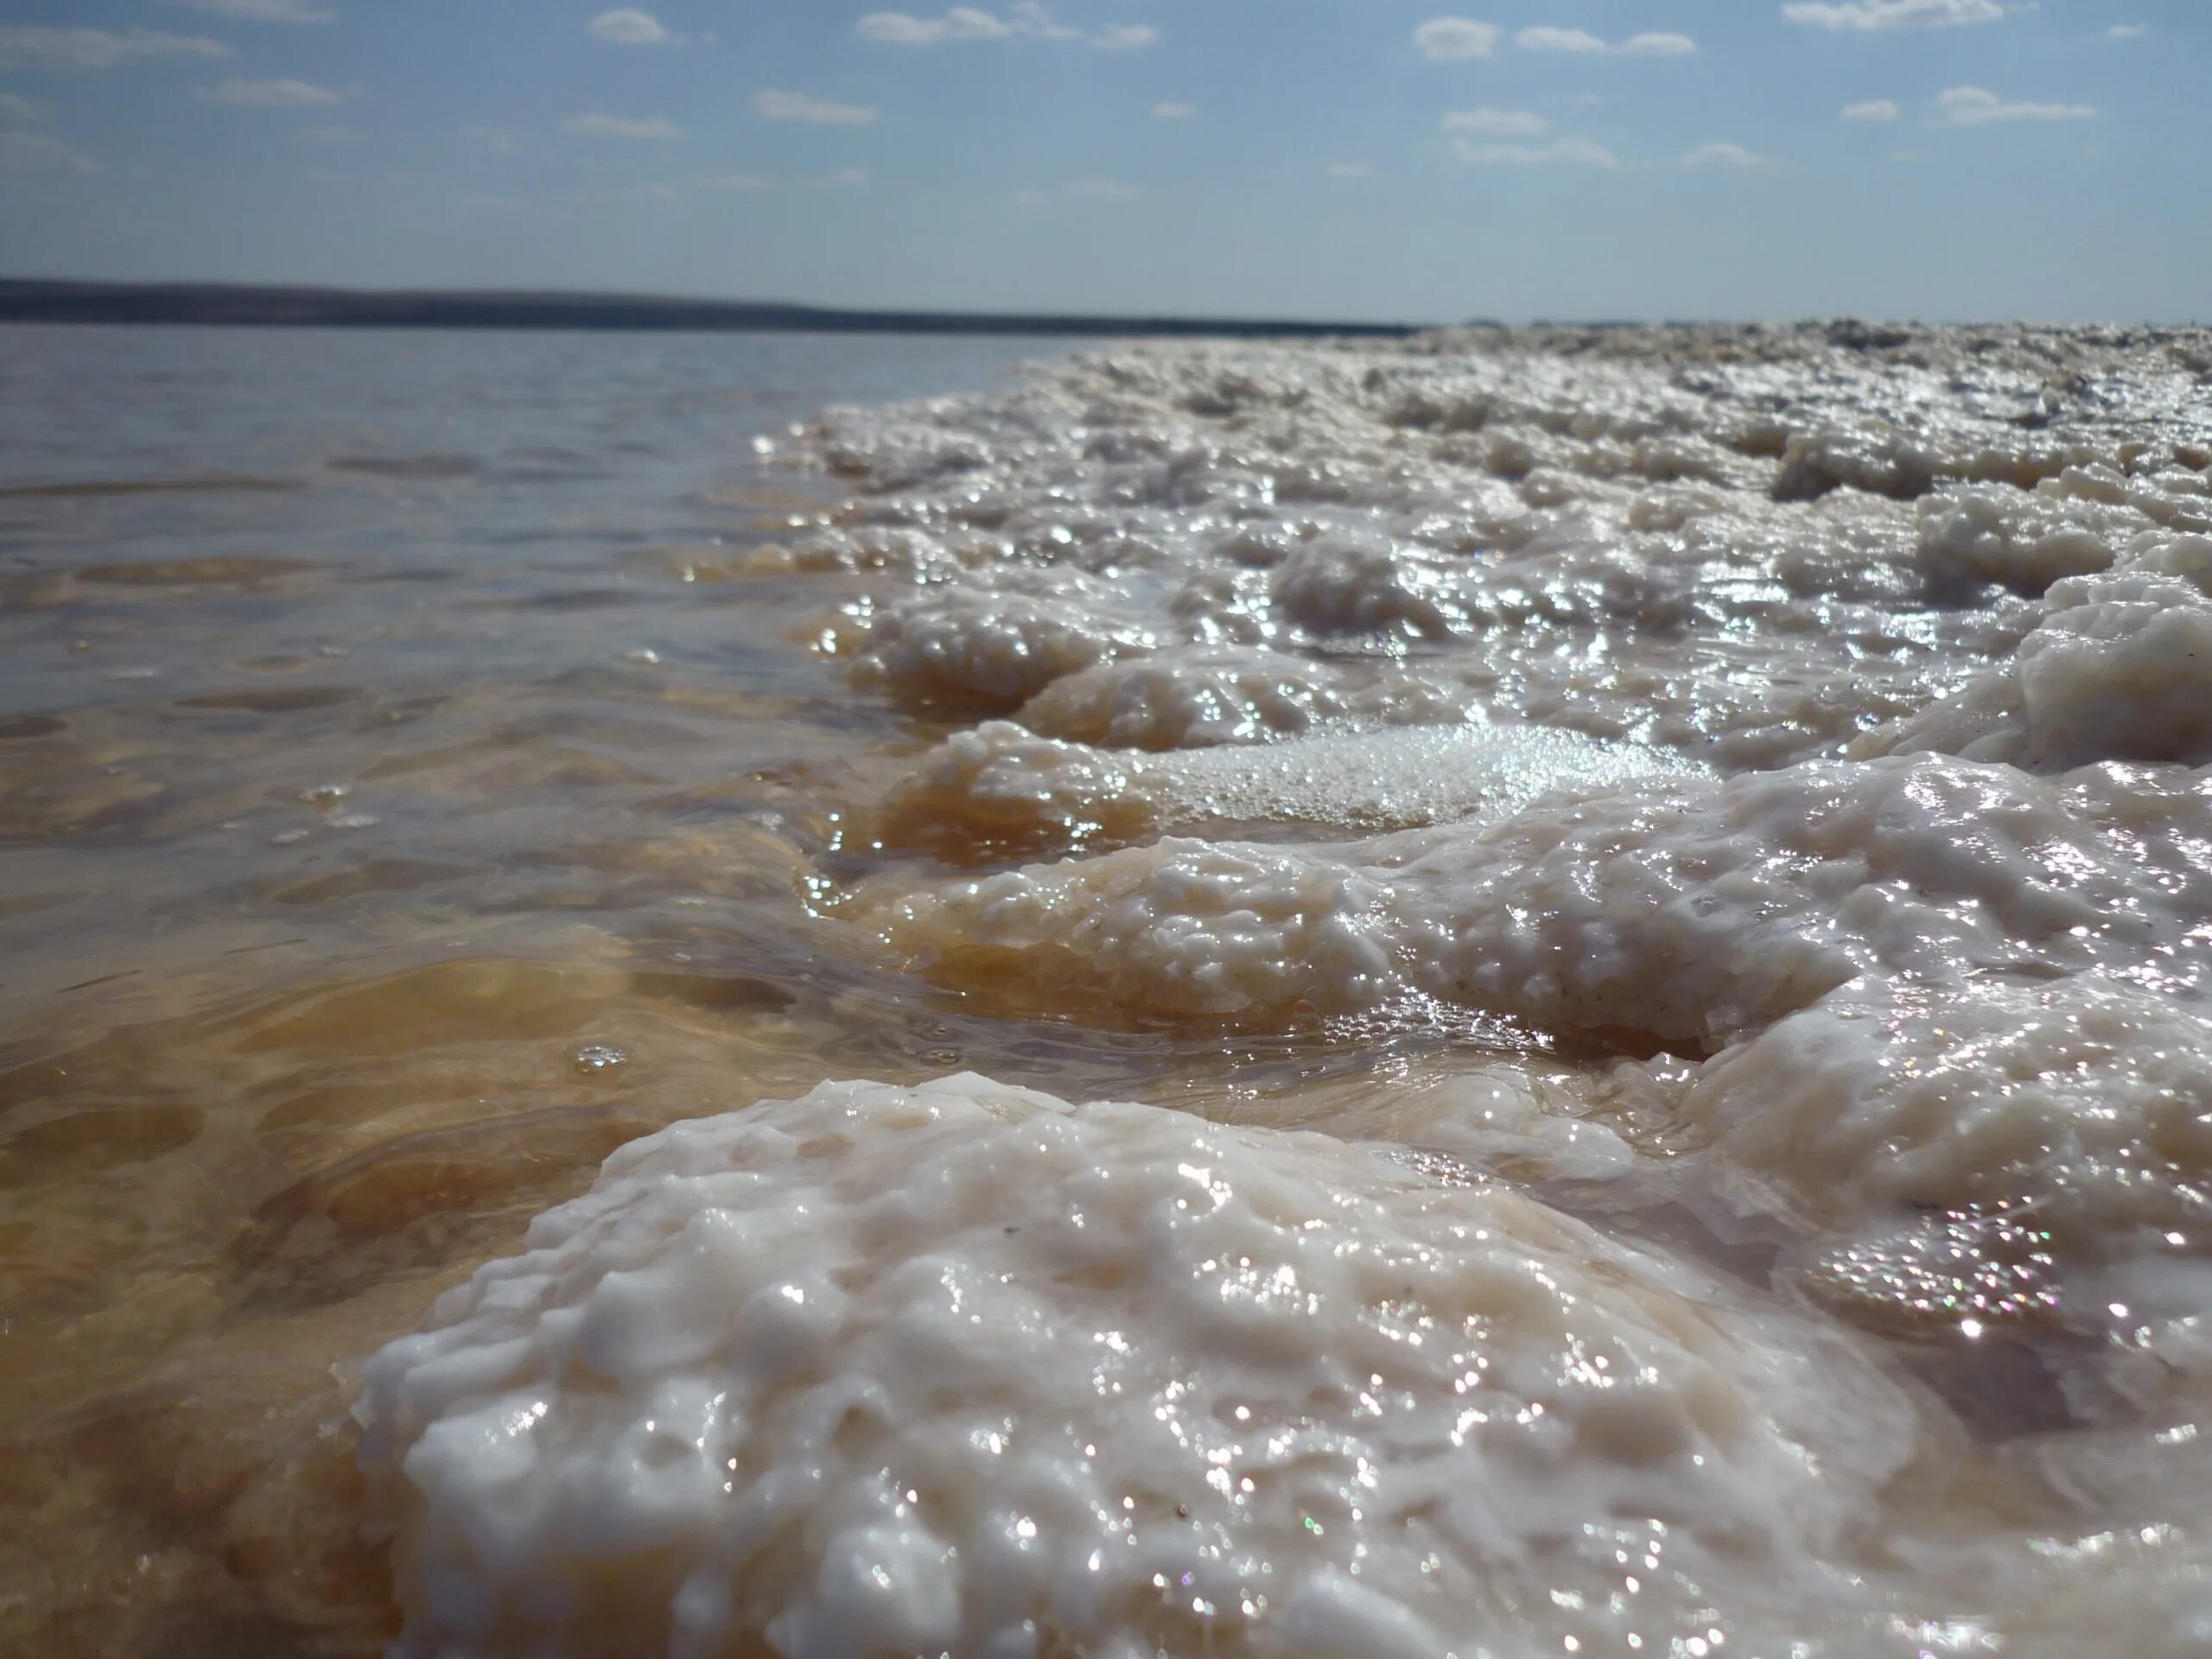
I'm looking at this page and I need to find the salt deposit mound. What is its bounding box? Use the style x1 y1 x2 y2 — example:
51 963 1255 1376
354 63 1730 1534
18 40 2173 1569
355 1075 1910 1659
874 751 2212 1047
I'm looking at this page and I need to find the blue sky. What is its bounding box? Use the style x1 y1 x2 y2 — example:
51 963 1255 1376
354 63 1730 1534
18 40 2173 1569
0 2 2202 321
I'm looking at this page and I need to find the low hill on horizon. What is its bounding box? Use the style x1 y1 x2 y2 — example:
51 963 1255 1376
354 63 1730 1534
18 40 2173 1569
0 278 1431 340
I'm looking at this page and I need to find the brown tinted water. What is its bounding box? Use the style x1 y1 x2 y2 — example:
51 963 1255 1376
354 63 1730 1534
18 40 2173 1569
0 325 1256 1655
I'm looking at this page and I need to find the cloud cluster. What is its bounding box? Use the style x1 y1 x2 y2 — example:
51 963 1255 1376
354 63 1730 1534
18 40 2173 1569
10 0 2117 228
1442 108 1546 136
753 89 877 125
857 8 1014 44
0 26 231 71
857 4 1154 49
198 77 347 107
1782 0 2003 30
588 10 671 47
162 0 333 22
1614 30 1698 54
1417 18 1693 59
1684 141 1764 166
1933 86 2094 124
1518 26 1697 54
1412 17 1500 60
1836 90 2094 130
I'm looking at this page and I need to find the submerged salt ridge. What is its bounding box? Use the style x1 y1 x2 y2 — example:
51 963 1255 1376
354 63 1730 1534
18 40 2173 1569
360 324 2212 1656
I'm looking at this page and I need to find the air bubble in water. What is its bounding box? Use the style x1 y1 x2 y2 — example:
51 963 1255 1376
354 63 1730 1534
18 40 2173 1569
574 1043 627 1075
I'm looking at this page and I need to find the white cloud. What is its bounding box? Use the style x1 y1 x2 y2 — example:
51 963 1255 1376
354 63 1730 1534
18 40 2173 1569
1325 162 1374 179
1516 25 1696 54
1517 25 1605 51
825 166 871 187
162 0 333 22
2108 22 2146 38
565 112 680 139
466 124 522 156
1782 0 2003 30
589 10 671 46
198 77 346 107
0 92 43 120
695 172 772 192
0 26 232 72
1151 101 1193 120
1413 17 1500 60
753 89 877 125
855 5 1147 49
1442 107 1545 135
0 129 96 172
1933 85 2094 124
1841 99 1902 121
1452 135 1618 167
856 9 1011 43
1685 141 1764 165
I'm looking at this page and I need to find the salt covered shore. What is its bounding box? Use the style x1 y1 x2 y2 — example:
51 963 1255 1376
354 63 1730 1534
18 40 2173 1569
359 324 2212 1656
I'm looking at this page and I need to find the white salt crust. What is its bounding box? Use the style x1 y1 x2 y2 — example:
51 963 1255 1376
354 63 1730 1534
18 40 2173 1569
878 753 2212 1046
1682 977 2212 1249
791 324 2208 770
357 1076 1910 1659
819 326 2212 1268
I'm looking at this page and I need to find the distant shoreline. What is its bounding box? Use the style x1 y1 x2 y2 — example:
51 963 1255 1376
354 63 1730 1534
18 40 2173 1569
0 279 1428 340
